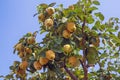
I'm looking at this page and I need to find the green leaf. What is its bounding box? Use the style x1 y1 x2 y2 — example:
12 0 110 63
92 20 100 30
48 2 56 7
115 18 119 23
100 24 105 30
9 66 15 70
87 15 94 24
54 37 63 45
73 49 79 55
118 31 120 39
5 74 13 79
118 68 120 74
111 53 119 58
115 25 119 30
93 1 100 5
37 3 48 11
106 28 117 32
95 12 104 21
40 29 46 34
100 53 108 59
109 34 120 44
100 60 105 67
88 6 98 13
95 20 101 26
108 66 115 71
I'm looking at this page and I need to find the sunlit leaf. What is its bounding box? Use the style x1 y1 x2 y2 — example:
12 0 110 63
87 6 98 13
109 34 120 44
95 12 104 21
93 1 100 5
87 15 94 24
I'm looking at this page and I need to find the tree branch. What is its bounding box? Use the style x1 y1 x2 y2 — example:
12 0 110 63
63 58 78 80
81 16 88 80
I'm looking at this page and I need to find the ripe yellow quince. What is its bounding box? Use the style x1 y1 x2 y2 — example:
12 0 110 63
44 18 54 28
46 7 55 16
62 30 72 39
39 57 49 65
66 22 76 33
68 56 80 67
19 61 28 70
63 44 72 53
38 13 45 22
45 50 55 60
33 61 42 70
27 36 35 44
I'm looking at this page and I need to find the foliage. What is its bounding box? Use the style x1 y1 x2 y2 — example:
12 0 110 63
1 0 120 80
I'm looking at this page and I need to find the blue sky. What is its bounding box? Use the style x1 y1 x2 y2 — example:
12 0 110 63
0 0 120 76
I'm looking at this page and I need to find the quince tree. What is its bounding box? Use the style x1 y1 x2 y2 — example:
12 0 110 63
1 0 120 80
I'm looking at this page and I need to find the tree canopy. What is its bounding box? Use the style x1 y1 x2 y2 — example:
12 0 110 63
1 0 120 80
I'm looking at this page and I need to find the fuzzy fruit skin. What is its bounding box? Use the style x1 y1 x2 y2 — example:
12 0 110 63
69 5 74 10
63 44 72 53
46 7 55 16
19 52 24 58
44 18 54 28
66 22 76 33
15 43 24 52
15 68 26 77
19 61 28 69
27 37 35 44
39 57 49 65
25 47 32 54
45 50 55 60
68 56 80 67
33 61 42 70
38 13 45 22
62 30 72 39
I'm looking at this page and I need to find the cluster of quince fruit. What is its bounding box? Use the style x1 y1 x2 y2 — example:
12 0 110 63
13 3 102 79
63 22 76 39
14 32 35 58
38 7 55 30
14 32 36 77
37 5 80 68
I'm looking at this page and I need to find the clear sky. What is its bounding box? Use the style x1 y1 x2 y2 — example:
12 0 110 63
0 0 120 77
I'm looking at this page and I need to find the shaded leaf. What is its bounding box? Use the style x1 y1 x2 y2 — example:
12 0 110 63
111 53 119 58
100 53 108 59
108 66 115 71
9 66 15 70
49 3 56 7
93 1 100 5
5 74 13 79
118 31 120 39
